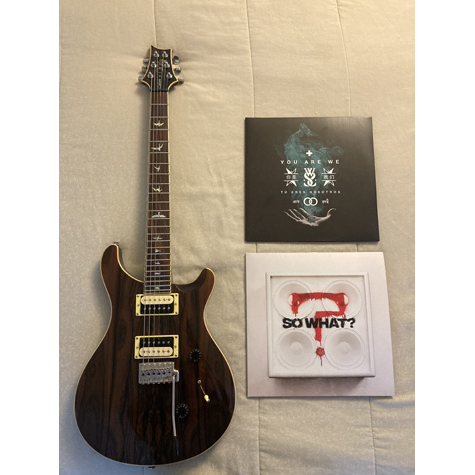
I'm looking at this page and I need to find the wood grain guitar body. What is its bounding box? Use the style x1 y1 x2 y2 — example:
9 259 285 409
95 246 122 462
75 244 235 466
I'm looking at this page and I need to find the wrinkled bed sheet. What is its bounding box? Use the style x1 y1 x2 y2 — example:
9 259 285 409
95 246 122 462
59 0 414 473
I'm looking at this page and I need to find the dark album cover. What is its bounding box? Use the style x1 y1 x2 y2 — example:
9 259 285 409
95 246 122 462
245 117 379 242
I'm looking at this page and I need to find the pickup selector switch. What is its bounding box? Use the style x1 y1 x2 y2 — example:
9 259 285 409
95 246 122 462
189 349 202 363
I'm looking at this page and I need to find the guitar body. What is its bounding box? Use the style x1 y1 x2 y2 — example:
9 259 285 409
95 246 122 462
75 244 235 466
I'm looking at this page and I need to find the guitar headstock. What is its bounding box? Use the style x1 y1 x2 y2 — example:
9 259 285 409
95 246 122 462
139 45 183 92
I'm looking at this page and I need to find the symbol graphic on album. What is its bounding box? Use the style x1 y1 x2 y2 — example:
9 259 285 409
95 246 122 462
303 197 318 206
287 290 349 365
154 121 164 127
303 168 317 187
322 168 336 186
284 208 335 227
306 150 313 157
284 168 298 186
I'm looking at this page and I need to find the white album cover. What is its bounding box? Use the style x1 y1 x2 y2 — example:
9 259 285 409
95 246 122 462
246 252 394 397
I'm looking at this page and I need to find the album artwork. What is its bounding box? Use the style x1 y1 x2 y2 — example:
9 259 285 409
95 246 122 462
246 252 394 397
245 117 379 242
267 274 375 378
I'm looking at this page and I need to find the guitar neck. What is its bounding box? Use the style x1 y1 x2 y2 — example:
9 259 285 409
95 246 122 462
144 90 171 294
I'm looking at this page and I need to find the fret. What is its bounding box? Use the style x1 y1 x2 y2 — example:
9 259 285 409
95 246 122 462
144 291 172 294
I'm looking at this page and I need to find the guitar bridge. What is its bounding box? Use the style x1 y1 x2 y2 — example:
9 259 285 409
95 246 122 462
135 293 179 316
138 361 179 385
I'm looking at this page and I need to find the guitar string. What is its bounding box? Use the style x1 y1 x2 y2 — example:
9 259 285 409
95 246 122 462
143 55 150 362
163 67 170 340
152 66 157 359
159 66 166 344
148 61 155 363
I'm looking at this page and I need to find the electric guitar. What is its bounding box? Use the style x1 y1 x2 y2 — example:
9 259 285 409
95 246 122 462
74 46 235 466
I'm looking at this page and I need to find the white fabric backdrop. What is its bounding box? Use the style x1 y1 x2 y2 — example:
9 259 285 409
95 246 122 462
59 1 414 473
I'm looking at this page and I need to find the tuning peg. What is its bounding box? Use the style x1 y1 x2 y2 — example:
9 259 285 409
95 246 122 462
173 56 180 65
142 65 147 73
174 66 181 73
143 58 149 64
138 75 144 82
177 77 184 84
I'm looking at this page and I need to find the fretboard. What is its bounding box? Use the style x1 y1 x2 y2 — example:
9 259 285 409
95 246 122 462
144 91 171 294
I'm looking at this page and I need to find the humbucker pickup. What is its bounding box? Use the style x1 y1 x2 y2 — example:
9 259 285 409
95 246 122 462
134 335 178 359
135 293 179 316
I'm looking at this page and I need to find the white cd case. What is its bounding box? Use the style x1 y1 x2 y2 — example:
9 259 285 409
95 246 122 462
246 252 394 397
